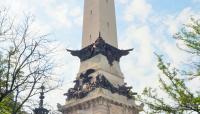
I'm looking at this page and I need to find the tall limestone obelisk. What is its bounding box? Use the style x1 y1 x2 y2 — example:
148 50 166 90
82 0 118 48
80 0 123 86
59 0 143 114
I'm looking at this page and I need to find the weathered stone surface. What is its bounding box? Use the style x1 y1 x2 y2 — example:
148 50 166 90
59 88 142 114
64 70 137 100
82 0 118 48
78 54 124 82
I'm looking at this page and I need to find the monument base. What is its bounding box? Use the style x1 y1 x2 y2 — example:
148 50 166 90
59 88 143 114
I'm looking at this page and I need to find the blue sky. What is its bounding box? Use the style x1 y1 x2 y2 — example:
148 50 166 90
0 0 200 113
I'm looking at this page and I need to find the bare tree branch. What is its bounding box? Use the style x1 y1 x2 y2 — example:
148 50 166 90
0 8 61 114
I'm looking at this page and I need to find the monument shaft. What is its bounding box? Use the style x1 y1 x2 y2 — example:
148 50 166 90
79 0 124 86
82 0 118 48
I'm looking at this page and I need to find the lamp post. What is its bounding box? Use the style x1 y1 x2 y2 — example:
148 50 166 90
33 85 49 114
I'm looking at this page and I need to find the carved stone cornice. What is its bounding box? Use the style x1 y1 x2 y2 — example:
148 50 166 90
66 35 133 66
59 88 143 113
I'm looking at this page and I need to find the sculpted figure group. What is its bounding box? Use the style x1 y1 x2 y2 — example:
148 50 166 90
64 69 137 100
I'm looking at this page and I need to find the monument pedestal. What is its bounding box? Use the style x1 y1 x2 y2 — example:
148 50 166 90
59 88 142 114
78 54 124 86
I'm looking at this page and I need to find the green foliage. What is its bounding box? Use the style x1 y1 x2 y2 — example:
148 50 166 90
0 94 14 114
174 18 200 54
174 18 200 77
138 55 200 113
139 18 200 114
0 94 28 114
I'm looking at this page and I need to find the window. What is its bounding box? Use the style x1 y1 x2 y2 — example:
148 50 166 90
90 10 92 15
107 22 110 28
89 34 92 44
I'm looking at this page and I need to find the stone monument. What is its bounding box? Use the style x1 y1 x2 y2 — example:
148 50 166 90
58 0 143 114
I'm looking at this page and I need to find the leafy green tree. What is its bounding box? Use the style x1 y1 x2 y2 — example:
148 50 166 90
0 93 27 114
0 95 13 114
138 18 200 114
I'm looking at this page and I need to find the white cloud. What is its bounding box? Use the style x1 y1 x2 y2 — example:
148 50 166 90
123 0 152 22
193 0 200 3
70 6 83 26
117 0 129 4
119 24 159 93
48 4 73 28
163 7 195 35
40 1 82 29
119 5 200 98
0 0 83 32
123 26 153 65
159 7 200 67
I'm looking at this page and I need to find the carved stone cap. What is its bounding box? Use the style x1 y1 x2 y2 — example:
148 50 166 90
66 36 133 65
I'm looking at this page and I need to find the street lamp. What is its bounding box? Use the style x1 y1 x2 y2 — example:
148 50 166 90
33 85 49 114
